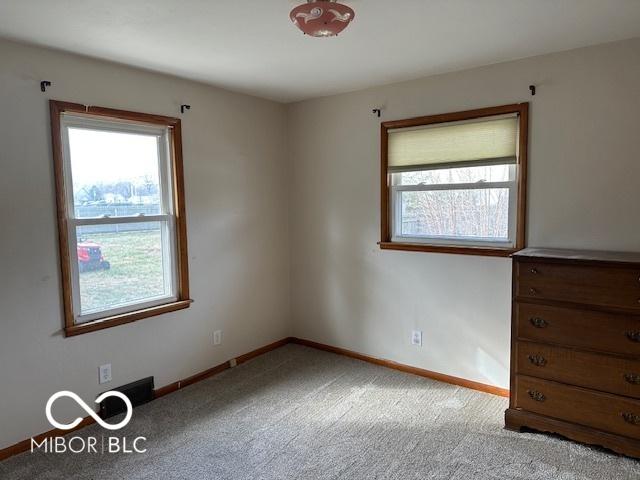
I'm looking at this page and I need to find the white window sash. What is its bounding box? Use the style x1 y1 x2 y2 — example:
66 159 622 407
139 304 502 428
70 214 173 226
67 216 179 324
60 116 179 324
391 181 513 193
390 178 517 247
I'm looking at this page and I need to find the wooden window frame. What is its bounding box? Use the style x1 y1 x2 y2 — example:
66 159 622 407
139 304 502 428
50 100 192 337
379 103 529 257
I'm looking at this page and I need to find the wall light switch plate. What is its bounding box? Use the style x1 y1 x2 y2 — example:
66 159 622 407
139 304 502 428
213 330 222 346
411 330 423 347
99 364 112 384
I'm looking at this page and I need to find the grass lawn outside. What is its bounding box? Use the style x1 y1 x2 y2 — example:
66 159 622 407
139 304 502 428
78 228 167 314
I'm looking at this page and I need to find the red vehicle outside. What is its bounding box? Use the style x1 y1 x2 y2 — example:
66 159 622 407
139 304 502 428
77 240 110 272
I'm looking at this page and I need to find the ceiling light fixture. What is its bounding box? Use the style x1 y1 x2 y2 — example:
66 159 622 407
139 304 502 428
290 0 355 37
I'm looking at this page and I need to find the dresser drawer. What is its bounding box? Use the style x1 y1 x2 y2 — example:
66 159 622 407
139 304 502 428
516 341 640 398
516 261 640 310
516 303 640 357
515 375 640 440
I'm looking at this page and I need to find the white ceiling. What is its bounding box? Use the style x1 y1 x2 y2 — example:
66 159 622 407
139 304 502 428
1 1 639 103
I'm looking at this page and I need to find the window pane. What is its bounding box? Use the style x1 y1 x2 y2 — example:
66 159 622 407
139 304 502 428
395 164 512 186
76 222 172 318
399 188 510 240
68 128 163 218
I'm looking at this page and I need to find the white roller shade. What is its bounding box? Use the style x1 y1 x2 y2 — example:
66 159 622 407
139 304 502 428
388 116 518 171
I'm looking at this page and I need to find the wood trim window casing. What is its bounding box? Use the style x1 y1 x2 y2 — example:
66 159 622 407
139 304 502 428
379 103 529 257
50 100 191 337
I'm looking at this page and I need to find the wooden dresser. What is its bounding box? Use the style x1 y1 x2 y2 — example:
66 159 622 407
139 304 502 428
505 248 640 458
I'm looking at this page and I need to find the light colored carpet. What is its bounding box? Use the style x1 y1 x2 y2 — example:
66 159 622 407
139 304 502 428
2 344 639 479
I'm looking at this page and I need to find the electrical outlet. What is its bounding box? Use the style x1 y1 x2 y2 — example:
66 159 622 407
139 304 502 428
99 364 112 384
411 330 423 347
213 330 222 346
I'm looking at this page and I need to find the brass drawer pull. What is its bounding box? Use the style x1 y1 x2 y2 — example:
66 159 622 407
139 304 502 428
624 373 640 385
529 288 538 296
622 412 640 425
527 390 546 402
527 355 547 367
530 267 538 274
626 331 640 342
530 317 548 328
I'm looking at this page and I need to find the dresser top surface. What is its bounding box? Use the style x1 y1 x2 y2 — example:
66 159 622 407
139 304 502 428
513 248 640 265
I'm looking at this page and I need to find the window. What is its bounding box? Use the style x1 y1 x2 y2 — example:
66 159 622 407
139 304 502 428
380 104 528 256
50 101 191 336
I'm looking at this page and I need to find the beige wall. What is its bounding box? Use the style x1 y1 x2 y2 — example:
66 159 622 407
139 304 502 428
287 38 640 391
0 39 290 449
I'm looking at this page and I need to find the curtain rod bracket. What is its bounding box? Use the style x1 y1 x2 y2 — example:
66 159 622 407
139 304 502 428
180 104 191 114
372 108 381 118
529 85 536 96
40 81 52 92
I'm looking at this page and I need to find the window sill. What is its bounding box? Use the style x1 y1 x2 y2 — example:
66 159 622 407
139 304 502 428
64 299 193 337
379 241 519 257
